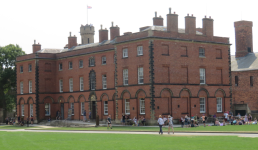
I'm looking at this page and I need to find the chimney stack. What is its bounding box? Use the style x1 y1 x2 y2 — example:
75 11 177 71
153 11 163 26
202 16 213 37
32 40 41 53
110 22 120 40
167 8 178 32
234 20 253 58
99 25 108 43
68 32 77 49
185 14 196 35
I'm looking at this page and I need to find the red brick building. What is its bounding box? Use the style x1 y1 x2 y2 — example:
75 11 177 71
231 20 258 117
16 9 231 123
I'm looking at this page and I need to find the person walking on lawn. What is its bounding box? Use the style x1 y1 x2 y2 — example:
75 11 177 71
168 115 174 134
157 115 164 134
107 115 112 129
202 114 206 127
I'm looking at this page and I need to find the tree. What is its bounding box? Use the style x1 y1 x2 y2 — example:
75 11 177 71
0 44 25 120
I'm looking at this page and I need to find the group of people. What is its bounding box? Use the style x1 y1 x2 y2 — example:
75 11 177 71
180 114 204 128
157 115 174 134
214 112 258 126
121 114 146 126
5 115 34 126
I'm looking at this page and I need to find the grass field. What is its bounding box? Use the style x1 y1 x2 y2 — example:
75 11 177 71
0 131 257 150
1 124 258 132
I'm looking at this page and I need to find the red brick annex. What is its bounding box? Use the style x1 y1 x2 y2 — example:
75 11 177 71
16 8 231 123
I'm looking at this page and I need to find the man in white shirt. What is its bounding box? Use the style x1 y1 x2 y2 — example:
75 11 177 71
224 111 228 123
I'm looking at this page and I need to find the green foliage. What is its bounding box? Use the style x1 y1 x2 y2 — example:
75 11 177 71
0 44 25 111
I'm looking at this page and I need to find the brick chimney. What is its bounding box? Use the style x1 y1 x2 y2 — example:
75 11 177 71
167 8 178 32
110 22 120 40
202 16 213 36
234 20 253 58
68 32 77 49
99 25 108 42
153 12 163 26
185 14 196 35
32 40 41 53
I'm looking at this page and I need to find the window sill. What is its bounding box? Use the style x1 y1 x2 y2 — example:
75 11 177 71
103 88 107 90
89 65 95 67
137 55 143 57
102 64 106 65
79 67 83 69
181 55 188 57
139 113 146 115
28 71 32 72
199 56 206 58
104 114 108 116
138 83 144 85
68 68 73 70
122 57 128 59
200 112 206 113
20 72 23 74
59 70 62 71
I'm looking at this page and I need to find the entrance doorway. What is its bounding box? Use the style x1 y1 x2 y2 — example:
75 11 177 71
92 101 96 119
61 103 64 120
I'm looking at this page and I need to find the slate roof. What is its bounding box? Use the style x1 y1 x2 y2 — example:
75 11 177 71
231 53 258 72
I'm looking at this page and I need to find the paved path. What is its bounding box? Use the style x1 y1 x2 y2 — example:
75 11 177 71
1 129 258 138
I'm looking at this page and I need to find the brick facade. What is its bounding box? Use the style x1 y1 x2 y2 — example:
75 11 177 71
16 9 231 123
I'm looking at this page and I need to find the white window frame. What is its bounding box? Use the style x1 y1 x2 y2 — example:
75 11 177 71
200 68 205 84
200 97 205 113
89 58 95 66
59 79 63 93
138 67 144 84
20 82 23 94
199 48 205 57
29 80 32 93
71 103 74 115
30 104 33 117
59 63 62 71
125 99 130 114
102 75 107 89
123 48 128 58
140 98 145 114
28 64 32 72
69 78 73 92
69 62 73 69
80 77 84 91
104 101 108 115
102 56 106 65
123 69 128 85
81 102 85 115
217 97 222 113
79 60 83 68
21 104 24 116
45 103 50 116
137 46 143 56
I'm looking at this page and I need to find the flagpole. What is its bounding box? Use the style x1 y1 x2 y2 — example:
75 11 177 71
87 4 88 24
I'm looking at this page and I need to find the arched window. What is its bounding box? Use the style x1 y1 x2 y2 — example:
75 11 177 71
89 70 96 90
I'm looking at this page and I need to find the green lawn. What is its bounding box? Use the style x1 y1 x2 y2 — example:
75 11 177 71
0 125 41 130
34 125 258 132
0 132 257 150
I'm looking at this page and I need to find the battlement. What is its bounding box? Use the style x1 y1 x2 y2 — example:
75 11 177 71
80 24 95 34
80 24 95 44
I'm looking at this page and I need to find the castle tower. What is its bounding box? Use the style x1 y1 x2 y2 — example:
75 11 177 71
234 21 253 58
80 24 95 45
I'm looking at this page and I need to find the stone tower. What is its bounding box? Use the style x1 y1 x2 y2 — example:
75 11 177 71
80 24 95 45
234 21 253 58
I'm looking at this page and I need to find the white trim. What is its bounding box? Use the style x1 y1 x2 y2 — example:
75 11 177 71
20 82 23 94
123 48 128 58
28 64 32 72
21 104 24 116
80 77 84 91
217 97 222 113
137 46 143 56
69 62 73 69
140 98 145 114
30 104 33 117
81 102 85 115
125 99 130 114
59 63 62 71
102 56 106 65
200 97 205 113
59 79 63 93
123 69 128 85
79 60 83 68
69 78 73 92
45 103 51 116
200 68 205 84
138 67 144 84
102 75 107 89
29 80 32 93
104 101 108 115
71 103 74 115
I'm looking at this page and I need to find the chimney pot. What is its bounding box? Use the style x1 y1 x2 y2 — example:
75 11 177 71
112 22 113 27
69 32 71 36
192 14 193 17
34 40 36 44
205 15 206 18
155 11 157 17
32 41 41 53
209 16 211 18
174 12 175 14
101 24 102 30
169 7 171 14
